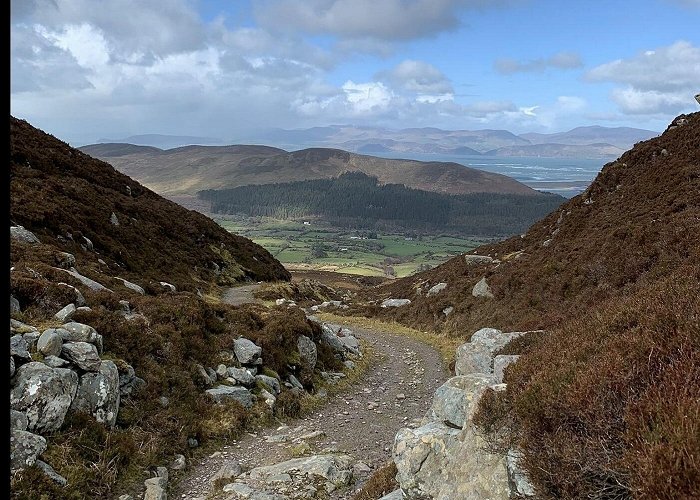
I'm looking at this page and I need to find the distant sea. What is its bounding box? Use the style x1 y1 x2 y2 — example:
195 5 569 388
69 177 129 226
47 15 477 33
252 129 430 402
372 152 608 198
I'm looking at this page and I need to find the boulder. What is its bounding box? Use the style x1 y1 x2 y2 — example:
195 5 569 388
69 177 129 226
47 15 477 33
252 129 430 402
339 334 361 356
56 283 86 306
54 303 77 323
11 295 20 314
70 360 120 427
56 252 76 269
464 254 494 265
57 267 112 292
507 449 536 497
379 490 404 500
256 374 281 395
114 277 145 295
297 335 317 371
472 277 494 298
11 409 29 431
260 388 276 408
143 476 167 500
10 225 40 244
233 338 262 365
35 460 67 485
10 362 78 433
10 430 47 471
454 329 526 376
37 329 64 357
427 282 448 296
206 385 255 408
11 356 15 377
287 374 304 390
43 355 69 368
60 322 103 353
247 454 353 486
210 460 243 485
493 355 520 383
61 342 102 371
228 367 255 387
381 298 411 308
11 334 31 361
320 324 346 355
11 319 38 334
426 374 496 429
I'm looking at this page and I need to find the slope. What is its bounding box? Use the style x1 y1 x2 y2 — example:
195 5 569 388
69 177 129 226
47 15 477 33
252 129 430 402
11 116 290 293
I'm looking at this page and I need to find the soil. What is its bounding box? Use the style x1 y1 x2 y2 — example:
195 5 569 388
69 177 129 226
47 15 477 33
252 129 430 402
171 287 448 499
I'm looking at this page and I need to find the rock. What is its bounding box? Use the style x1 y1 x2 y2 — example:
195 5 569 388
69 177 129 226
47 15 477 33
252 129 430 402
11 409 29 431
426 374 496 429
117 361 144 396
493 355 520 383
23 330 41 352
10 225 40 244
233 338 262 365
54 303 77 322
443 306 454 316
297 335 317 371
81 235 94 251
320 324 346 356
11 334 31 361
427 282 447 296
10 362 78 432
61 342 102 371
260 388 276 408
156 466 169 482
507 449 536 497
35 460 67 485
60 322 104 353
56 252 76 268
159 397 170 408
381 298 411 308
171 454 186 470
43 355 69 368
379 489 404 499
464 254 495 265
58 283 86 306
11 319 38 334
256 374 281 394
110 212 119 226
188 437 199 448
287 374 304 390
247 454 354 486
275 298 286 306
343 360 356 370
160 282 176 292
205 367 218 384
216 364 228 379
37 329 64 357
114 277 145 295
143 476 167 500
11 356 15 377
118 496 133 500
471 277 494 298
10 430 47 471
196 363 213 386
339 334 361 356
11 295 20 314
70 360 120 427
210 460 243 485
454 329 527 376
57 267 112 292
206 385 255 408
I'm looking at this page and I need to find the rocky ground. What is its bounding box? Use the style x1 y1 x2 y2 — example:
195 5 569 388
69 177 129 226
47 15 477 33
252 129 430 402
172 288 448 499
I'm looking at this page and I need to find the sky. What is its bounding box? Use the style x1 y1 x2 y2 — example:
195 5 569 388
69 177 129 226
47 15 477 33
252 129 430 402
10 0 700 145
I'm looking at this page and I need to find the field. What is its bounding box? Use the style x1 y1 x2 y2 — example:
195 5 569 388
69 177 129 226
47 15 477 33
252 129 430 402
215 216 494 278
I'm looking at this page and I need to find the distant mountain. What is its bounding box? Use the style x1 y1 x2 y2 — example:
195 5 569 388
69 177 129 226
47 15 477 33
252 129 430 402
97 133 224 149
485 142 625 158
80 144 544 197
519 126 657 149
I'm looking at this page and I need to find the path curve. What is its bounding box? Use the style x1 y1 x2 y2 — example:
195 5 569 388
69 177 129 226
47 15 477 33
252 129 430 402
173 288 448 498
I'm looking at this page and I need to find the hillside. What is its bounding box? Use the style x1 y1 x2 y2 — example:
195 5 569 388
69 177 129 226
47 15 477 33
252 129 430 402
519 125 658 148
200 171 565 237
345 113 700 498
11 117 290 292
80 143 544 197
485 142 624 158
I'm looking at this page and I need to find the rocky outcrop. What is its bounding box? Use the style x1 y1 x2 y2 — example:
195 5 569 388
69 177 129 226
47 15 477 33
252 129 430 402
206 385 255 408
10 225 40 244
234 338 263 365
426 282 447 296
471 277 494 298
381 298 411 308
70 360 121 427
10 430 47 471
297 335 317 371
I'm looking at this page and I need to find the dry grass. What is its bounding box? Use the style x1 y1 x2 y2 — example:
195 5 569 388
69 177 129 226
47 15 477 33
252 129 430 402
352 461 399 500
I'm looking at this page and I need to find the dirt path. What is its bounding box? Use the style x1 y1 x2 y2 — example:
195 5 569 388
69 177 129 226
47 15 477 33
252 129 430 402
173 288 448 499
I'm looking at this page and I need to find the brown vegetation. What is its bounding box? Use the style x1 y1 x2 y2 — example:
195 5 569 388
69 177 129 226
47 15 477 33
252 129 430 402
352 461 398 500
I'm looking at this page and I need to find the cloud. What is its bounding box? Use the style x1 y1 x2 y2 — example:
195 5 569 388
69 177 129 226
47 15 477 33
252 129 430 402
494 52 582 74
253 0 516 41
377 60 454 94
586 40 700 115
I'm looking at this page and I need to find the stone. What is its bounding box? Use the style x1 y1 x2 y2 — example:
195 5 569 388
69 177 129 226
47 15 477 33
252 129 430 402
464 254 494 265
275 298 286 306
216 364 228 379
196 363 213 386
11 356 15 377
143 477 167 500
443 306 454 317
426 374 496 429
234 338 262 365
160 282 176 292
70 360 121 427
10 430 47 471
11 295 20 314
454 329 527 377
11 319 38 334
381 298 411 308
256 374 281 394
110 212 119 226
35 460 67 485
37 329 64 357
54 303 77 322
247 454 354 487
320 324 346 355
493 355 520 383
287 374 304 390
260 388 276 408
339 334 361 356
379 490 404 499
60 322 104 353
297 335 317 371
82 235 94 251
171 454 186 470
56 252 76 268
11 334 31 361
343 360 356 370
507 449 536 497
43 355 69 368
206 367 218 384
57 267 112 292
10 225 40 244
210 460 243 485
206 385 255 408
427 282 447 296
472 277 494 298
62 341 102 371
57 283 86 306
10 362 78 433
11 409 29 431
156 466 168 482
114 277 145 295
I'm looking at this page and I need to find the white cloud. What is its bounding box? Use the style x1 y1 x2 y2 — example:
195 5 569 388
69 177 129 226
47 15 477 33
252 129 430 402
377 60 454 94
494 51 582 74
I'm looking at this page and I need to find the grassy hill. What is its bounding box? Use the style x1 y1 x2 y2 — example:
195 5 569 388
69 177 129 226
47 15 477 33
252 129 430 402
80 143 543 197
346 113 700 498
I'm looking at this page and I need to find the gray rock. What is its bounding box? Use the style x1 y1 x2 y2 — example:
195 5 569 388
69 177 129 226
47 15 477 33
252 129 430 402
117 361 144 396
256 374 281 394
10 430 47 471
60 322 103 353
507 449 536 497
297 335 317 371
57 266 112 292
35 460 67 485
10 362 78 433
11 295 21 314
427 282 447 296
37 329 64 357
493 355 520 383
160 282 176 292
339 334 361 356
171 454 186 470
11 319 38 334
209 459 243 485
379 490 404 500
54 303 77 322
206 385 255 408
381 298 411 307
110 212 119 226
216 364 228 379
10 225 40 244
81 235 93 251
320 324 346 355
344 360 356 370
114 277 145 295
11 356 15 377
260 388 276 408
57 283 86 306
70 360 120 427
247 454 354 486
234 338 262 365
56 252 76 269
62 342 102 371
196 364 213 386
454 328 527 376
76 306 92 313
23 330 41 353
228 367 256 387
464 254 494 265
472 277 494 298
11 409 29 431
426 374 496 429
156 466 169 482
188 437 199 448
287 374 304 390
143 476 167 500
11 334 31 361
118 496 133 500
443 306 454 316
43 355 69 368
205 367 218 384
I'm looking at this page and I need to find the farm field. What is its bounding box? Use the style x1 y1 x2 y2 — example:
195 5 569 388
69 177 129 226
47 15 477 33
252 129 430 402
215 216 494 278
